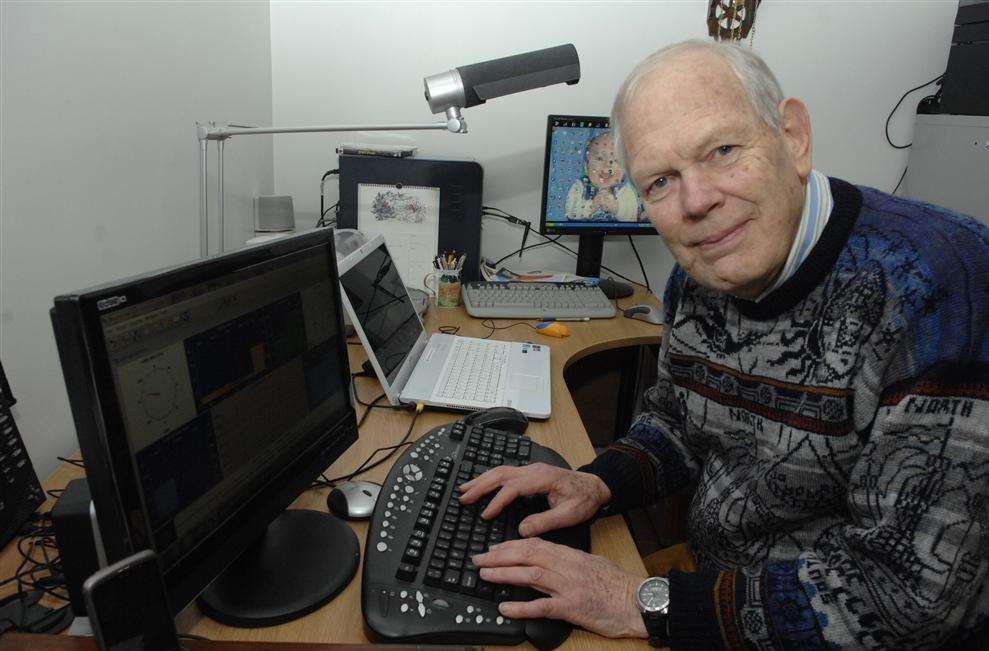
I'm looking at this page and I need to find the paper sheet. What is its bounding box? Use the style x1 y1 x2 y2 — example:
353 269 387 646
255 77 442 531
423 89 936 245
357 183 440 289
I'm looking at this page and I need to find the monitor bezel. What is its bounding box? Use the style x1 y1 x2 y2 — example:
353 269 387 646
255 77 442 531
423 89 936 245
538 114 656 237
51 230 358 614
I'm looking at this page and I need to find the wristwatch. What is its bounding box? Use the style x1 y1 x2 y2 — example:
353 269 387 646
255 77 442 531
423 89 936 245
635 576 670 647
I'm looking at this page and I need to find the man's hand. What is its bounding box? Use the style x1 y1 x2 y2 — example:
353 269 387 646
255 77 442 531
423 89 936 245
473 538 648 639
458 463 611 537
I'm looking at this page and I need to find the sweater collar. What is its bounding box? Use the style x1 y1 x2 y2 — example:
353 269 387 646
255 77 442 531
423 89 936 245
754 169 834 301
732 177 862 320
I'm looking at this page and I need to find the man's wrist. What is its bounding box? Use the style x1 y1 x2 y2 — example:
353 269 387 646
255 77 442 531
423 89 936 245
626 575 649 638
577 470 614 517
591 472 613 510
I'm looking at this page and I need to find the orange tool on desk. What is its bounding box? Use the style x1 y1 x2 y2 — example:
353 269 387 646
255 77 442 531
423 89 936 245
534 321 571 337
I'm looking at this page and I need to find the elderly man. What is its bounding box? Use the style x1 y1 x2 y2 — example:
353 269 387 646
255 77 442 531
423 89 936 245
461 40 989 649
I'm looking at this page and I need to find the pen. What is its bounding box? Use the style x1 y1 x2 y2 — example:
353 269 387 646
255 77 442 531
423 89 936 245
541 317 590 322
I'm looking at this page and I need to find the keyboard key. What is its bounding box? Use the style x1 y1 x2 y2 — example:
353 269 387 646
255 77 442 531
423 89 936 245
495 586 513 602
460 571 478 593
477 581 495 599
442 570 461 590
396 563 417 582
425 569 443 587
450 424 466 441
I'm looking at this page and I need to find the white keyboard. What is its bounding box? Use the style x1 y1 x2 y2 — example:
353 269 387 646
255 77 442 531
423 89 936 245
462 281 616 319
430 338 510 407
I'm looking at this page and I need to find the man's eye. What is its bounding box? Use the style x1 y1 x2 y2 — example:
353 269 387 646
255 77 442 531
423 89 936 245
715 145 734 157
651 177 668 191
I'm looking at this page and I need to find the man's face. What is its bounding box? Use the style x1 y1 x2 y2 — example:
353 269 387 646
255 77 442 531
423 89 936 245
586 134 623 188
621 52 809 299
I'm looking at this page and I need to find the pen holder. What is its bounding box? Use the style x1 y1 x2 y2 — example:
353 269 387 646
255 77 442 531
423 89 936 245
424 269 462 308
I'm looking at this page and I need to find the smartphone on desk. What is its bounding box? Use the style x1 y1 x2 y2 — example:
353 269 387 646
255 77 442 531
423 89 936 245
83 549 181 651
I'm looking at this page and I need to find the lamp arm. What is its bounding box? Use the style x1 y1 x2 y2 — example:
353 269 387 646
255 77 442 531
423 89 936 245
197 112 466 141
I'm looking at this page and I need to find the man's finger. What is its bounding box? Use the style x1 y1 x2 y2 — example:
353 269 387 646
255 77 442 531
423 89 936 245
473 537 562 569
481 474 551 519
478 565 564 594
517 500 580 537
498 597 560 621
481 482 522 520
458 466 512 503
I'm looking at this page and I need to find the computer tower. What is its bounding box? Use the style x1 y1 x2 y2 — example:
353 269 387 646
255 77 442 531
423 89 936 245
0 360 45 550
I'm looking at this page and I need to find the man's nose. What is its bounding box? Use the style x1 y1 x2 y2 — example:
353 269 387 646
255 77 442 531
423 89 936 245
679 170 721 219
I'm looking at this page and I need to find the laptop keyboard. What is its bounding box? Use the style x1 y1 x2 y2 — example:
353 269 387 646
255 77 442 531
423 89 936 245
430 339 510 407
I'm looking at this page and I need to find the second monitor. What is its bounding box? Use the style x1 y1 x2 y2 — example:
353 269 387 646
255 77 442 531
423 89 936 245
539 114 654 278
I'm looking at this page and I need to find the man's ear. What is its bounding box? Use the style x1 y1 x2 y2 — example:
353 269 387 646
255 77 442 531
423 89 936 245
778 98 812 180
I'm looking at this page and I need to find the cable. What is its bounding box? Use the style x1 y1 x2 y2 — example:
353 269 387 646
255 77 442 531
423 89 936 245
627 236 651 293
892 166 908 195
479 319 540 340
319 169 340 228
352 377 408 412
56 456 84 469
356 392 386 429
314 403 424 488
315 202 338 229
885 74 944 149
0 509 71 633
482 207 649 289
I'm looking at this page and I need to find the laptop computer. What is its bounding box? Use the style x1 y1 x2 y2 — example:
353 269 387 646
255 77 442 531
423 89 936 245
337 234 551 419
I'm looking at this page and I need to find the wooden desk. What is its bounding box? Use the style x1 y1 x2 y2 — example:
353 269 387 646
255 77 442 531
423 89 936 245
2 288 663 650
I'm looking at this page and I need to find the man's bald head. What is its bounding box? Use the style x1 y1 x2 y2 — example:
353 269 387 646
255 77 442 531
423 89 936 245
611 40 784 170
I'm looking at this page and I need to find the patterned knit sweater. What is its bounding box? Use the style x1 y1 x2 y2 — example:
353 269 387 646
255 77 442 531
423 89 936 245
583 179 989 649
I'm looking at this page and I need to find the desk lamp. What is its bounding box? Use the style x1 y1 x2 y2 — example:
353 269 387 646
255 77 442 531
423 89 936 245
197 44 580 257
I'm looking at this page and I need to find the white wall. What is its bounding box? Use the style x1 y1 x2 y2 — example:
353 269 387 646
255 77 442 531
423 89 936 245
269 0 956 291
1 1 274 478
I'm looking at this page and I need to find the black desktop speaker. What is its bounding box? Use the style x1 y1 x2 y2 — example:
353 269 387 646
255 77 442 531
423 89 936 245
51 478 101 616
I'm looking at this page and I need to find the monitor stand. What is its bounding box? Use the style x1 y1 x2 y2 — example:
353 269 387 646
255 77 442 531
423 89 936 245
197 509 359 627
575 233 604 278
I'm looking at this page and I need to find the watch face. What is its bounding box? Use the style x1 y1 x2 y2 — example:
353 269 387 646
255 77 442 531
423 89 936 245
638 578 670 611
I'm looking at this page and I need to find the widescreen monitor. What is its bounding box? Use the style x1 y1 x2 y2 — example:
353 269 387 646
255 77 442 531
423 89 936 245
539 114 654 277
51 230 359 627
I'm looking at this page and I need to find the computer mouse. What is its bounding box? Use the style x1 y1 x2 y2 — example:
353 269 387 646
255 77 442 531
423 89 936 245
596 277 634 300
535 322 570 338
326 480 381 520
462 406 529 435
623 304 663 325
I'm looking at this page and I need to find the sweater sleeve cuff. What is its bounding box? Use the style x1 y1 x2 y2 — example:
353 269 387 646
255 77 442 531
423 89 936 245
668 569 748 651
577 446 653 513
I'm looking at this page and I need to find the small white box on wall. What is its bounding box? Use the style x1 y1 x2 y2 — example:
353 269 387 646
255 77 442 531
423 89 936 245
253 195 295 232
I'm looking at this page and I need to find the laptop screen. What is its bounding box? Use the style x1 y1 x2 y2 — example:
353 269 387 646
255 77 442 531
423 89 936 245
339 242 423 384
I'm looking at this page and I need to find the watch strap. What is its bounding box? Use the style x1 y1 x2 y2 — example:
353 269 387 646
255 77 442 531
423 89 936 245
641 609 669 647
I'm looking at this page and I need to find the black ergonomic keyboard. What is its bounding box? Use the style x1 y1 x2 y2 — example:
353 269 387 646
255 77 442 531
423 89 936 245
362 416 590 650
0 360 45 549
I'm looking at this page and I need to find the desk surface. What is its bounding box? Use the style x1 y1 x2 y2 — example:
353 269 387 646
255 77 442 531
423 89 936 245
1 288 663 650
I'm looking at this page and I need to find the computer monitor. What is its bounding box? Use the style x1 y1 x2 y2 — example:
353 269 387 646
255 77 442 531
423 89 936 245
539 114 654 277
51 230 360 627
